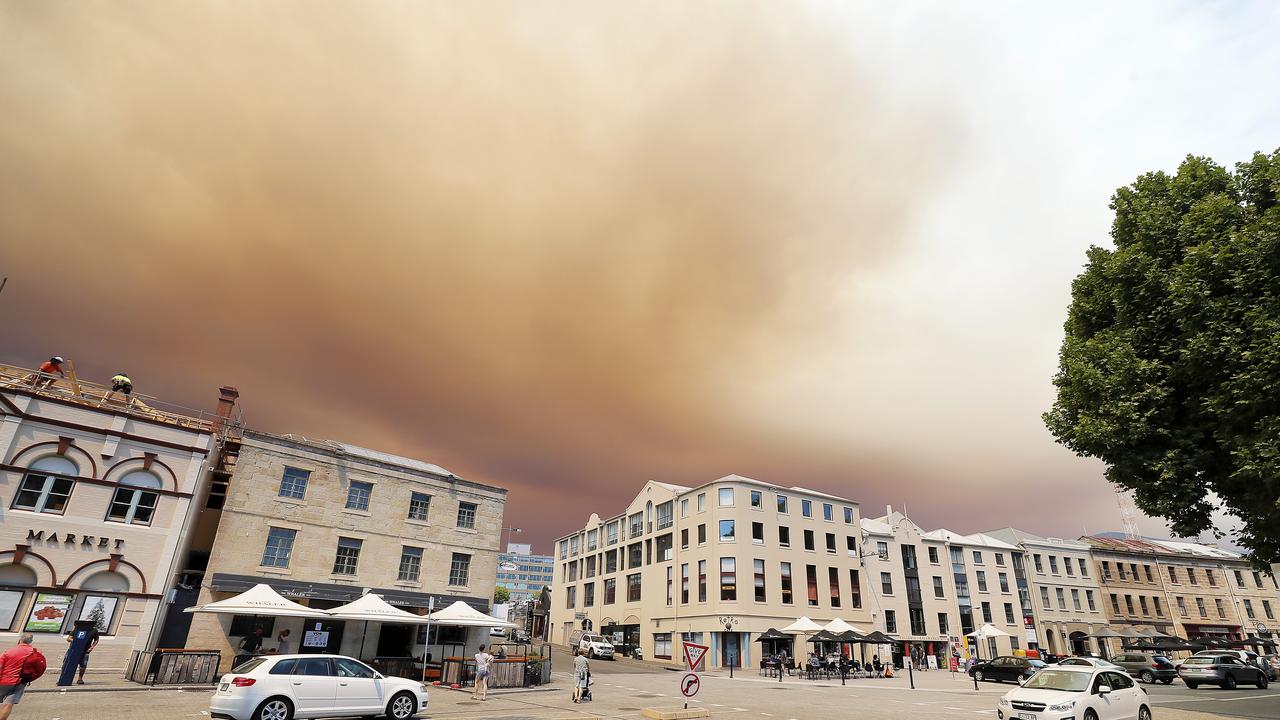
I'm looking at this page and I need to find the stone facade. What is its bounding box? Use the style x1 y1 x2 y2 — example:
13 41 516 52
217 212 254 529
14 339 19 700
924 529 1032 659
185 431 506 670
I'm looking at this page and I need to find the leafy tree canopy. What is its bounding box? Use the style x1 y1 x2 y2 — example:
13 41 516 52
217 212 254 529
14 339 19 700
494 586 510 604
1045 149 1280 566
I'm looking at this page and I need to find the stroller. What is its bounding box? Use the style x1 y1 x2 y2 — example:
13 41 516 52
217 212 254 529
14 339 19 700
575 669 593 703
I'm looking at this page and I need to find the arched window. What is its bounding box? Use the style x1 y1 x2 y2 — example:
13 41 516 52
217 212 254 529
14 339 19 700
12 456 78 515
106 471 162 526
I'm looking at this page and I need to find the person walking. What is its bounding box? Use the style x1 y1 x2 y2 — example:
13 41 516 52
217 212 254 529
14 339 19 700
0 633 42 720
572 648 590 703
472 644 493 701
64 625 99 685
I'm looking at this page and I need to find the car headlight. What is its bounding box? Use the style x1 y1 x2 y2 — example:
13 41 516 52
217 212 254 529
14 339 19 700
998 697 1011 707
1047 700 1076 712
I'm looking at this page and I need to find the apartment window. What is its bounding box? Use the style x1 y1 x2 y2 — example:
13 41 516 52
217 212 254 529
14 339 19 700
656 534 673 562
680 499 689 518
998 573 1009 593
559 540 568 560
1145 565 1154 583
933 576 945 598
261 527 297 568
586 580 598 607
587 529 598 551
398 546 423 582
627 573 642 602
846 536 857 555
750 491 762 508
1177 596 1187 616
570 535 580 556
681 528 689 549
822 503 834 521
976 571 987 592
697 493 706 512
1234 570 1245 587
106 471 162 525
654 633 672 660
1067 588 1080 610
1065 559 1075 577
972 550 983 564
680 564 689 604
664 569 670 606
341 480 372 511
1244 599 1256 619
1167 566 1177 583
456 501 477 529
901 545 918 570
1138 596 1149 615
605 551 617 573
1153 596 1163 617
1033 554 1043 572
928 547 939 564
407 492 431 521
844 506 854 524
778 526 790 547
698 524 707 545
698 561 707 602
333 537 362 575
995 553 1005 566
1056 587 1066 609
1188 568 1198 585
806 565 819 606
938 613 949 635
752 522 764 545
908 607 925 635
1215 598 1226 618
656 502 673 530
607 521 619 545
981 602 992 623
877 541 889 559
1254 571 1265 589
829 567 841 608
718 488 734 507
885 610 897 634
906 576 922 604
1110 593 1121 614
803 530 815 551
1086 590 1096 611
718 557 738 601
278 466 310 499
604 577 616 604
629 512 643 537
1117 564 1127 580
1078 558 1088 576
1048 556 1059 574
1264 600 1274 619
628 543 642 568
1124 595 1136 615
825 533 837 553
801 499 812 517
777 495 788 513
755 559 767 602
719 519 736 542
781 562 794 604
1040 587 1051 609
1206 570 1216 587
449 553 471 586
566 586 576 609
881 572 893 595
1101 561 1112 579
849 569 862 608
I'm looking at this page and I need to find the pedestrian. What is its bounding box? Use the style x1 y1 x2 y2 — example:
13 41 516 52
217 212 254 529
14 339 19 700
472 644 493 701
275 629 291 654
572 648 590 703
104 372 132 404
238 626 265 656
63 624 99 685
0 633 45 720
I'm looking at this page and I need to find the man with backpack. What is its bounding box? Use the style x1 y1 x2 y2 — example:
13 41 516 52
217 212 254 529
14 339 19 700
0 633 45 719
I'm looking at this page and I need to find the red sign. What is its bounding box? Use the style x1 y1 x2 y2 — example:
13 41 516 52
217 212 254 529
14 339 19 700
949 655 958 672
680 672 701 697
683 642 709 670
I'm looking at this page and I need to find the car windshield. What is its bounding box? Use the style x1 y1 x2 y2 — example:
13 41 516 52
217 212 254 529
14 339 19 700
1028 660 1047 668
1060 658 1090 666
1182 657 1213 665
1021 670 1091 692
583 635 604 642
231 657 268 673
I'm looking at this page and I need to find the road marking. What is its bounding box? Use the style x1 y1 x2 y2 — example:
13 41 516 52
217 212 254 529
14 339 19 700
1216 693 1280 701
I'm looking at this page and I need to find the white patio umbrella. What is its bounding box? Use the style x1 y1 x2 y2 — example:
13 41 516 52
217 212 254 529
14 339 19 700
821 618 869 635
965 623 1012 662
780 616 823 634
183 583 328 618
325 593 433 661
426 601 517 628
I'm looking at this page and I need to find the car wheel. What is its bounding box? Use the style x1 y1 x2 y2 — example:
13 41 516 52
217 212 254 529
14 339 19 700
1083 709 1098 720
1257 674 1268 690
1185 681 1198 689
254 697 293 720
974 670 984 682
1140 670 1154 684
1138 705 1152 720
386 691 417 720
1222 674 1237 690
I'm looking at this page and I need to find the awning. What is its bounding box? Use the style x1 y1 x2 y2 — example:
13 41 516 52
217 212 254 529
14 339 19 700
184 583 328 618
324 593 434 624
427 600 517 628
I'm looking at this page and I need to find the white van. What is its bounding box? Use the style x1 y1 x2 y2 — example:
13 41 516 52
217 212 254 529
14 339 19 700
578 633 615 660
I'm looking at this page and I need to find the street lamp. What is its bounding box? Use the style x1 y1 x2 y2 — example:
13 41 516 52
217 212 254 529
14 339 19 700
719 615 739 678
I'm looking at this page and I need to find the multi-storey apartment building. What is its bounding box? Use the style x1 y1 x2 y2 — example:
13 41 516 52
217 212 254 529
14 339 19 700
550 476 873 669
497 543 555 603
1080 536 1178 655
861 510 959 669
926 529 1031 658
987 528 1106 657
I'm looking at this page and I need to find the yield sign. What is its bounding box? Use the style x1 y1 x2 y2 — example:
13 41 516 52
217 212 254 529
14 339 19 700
683 642 709 670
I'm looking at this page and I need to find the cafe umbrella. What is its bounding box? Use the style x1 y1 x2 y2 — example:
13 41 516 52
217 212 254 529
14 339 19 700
323 592 434 663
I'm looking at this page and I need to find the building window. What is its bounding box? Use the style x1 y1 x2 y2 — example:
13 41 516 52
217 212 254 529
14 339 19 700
909 608 925 635
680 499 689 518
345 481 372 511
881 572 893 595
806 565 819 606
981 602 992 623
998 573 1009 593
801 499 812 517
106 471 162 526
698 524 707 545
1077 558 1088 576
995 553 1005 566
1064 559 1074 576
604 578 616 604
566 586 576 609
1056 588 1067 609
1215 598 1226 618
1264 600 1274 619
1086 589 1096 611
681 528 689 549
698 561 707 602
1048 556 1059 574
928 546 939 564
629 512 643 537
849 569 861 608
656 502 673 530
828 567 841 608
933 576 945 598
750 491 762 508
681 564 689 604
261 527 297 568
720 558 737 601
885 610 897 634
776 495 788 513
628 542 642 568
1032 554 1043 573
333 537 362 575
1101 561 1112 579
1071 588 1081 610
407 492 431 521
12 457 77 515
654 633 672 660
628 573 643 602
718 488 734 507
1124 595 1135 615
755 559 767 602
719 519 736 542
844 506 854 524
938 613 949 634
972 550 983 565
1041 586 1051 609
1145 565 1155 583
822 503 834 521
606 550 618 573
781 562 794 604
449 553 471 586
1206 569 1216 587
752 522 764 545
456 502 477 529
1254 571 1265 589
607 521 619 545
587 529 598 550
877 541 889 559
278 467 310 499
825 533 837 553
586 581 596 607
1153 596 1164 617
803 530 815 551
779 526 791 547
1234 570 1245 587
976 571 987 592
398 546 423 582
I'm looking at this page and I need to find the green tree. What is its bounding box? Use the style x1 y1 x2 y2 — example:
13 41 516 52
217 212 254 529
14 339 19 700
493 586 510 604
1045 149 1280 565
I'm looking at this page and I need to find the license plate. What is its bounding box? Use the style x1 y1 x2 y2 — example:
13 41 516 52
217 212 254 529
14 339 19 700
1017 713 1037 720
219 683 229 691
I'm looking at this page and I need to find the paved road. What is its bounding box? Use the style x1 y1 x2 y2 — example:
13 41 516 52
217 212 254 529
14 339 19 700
1142 680 1280 720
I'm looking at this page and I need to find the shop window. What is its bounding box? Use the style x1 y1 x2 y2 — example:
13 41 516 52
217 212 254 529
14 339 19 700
106 471 162 526
12 456 78 515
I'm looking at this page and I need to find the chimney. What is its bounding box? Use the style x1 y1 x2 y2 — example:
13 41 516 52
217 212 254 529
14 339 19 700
886 504 893 519
213 386 239 433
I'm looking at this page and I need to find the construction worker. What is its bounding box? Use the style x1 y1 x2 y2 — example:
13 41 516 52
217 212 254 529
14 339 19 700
30 357 66 389
104 372 133 404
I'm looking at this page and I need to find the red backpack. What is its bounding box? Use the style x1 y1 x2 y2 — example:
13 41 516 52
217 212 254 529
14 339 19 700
19 648 46 684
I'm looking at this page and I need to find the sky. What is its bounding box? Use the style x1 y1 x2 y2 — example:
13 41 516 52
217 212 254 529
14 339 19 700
2 1 1278 552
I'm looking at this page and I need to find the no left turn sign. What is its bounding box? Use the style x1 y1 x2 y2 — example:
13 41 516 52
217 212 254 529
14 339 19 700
680 672 700 697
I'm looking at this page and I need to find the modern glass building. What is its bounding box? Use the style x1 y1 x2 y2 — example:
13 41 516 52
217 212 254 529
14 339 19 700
497 543 555 603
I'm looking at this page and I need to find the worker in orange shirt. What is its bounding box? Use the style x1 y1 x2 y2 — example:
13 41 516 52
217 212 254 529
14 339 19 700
30 357 66 389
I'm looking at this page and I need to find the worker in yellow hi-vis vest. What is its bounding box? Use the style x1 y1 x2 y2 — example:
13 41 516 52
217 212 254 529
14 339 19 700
103 372 133 404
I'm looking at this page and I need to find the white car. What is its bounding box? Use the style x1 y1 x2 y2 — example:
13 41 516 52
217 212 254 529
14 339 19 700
996 665 1150 720
1057 657 1132 675
578 634 615 660
210 654 428 720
